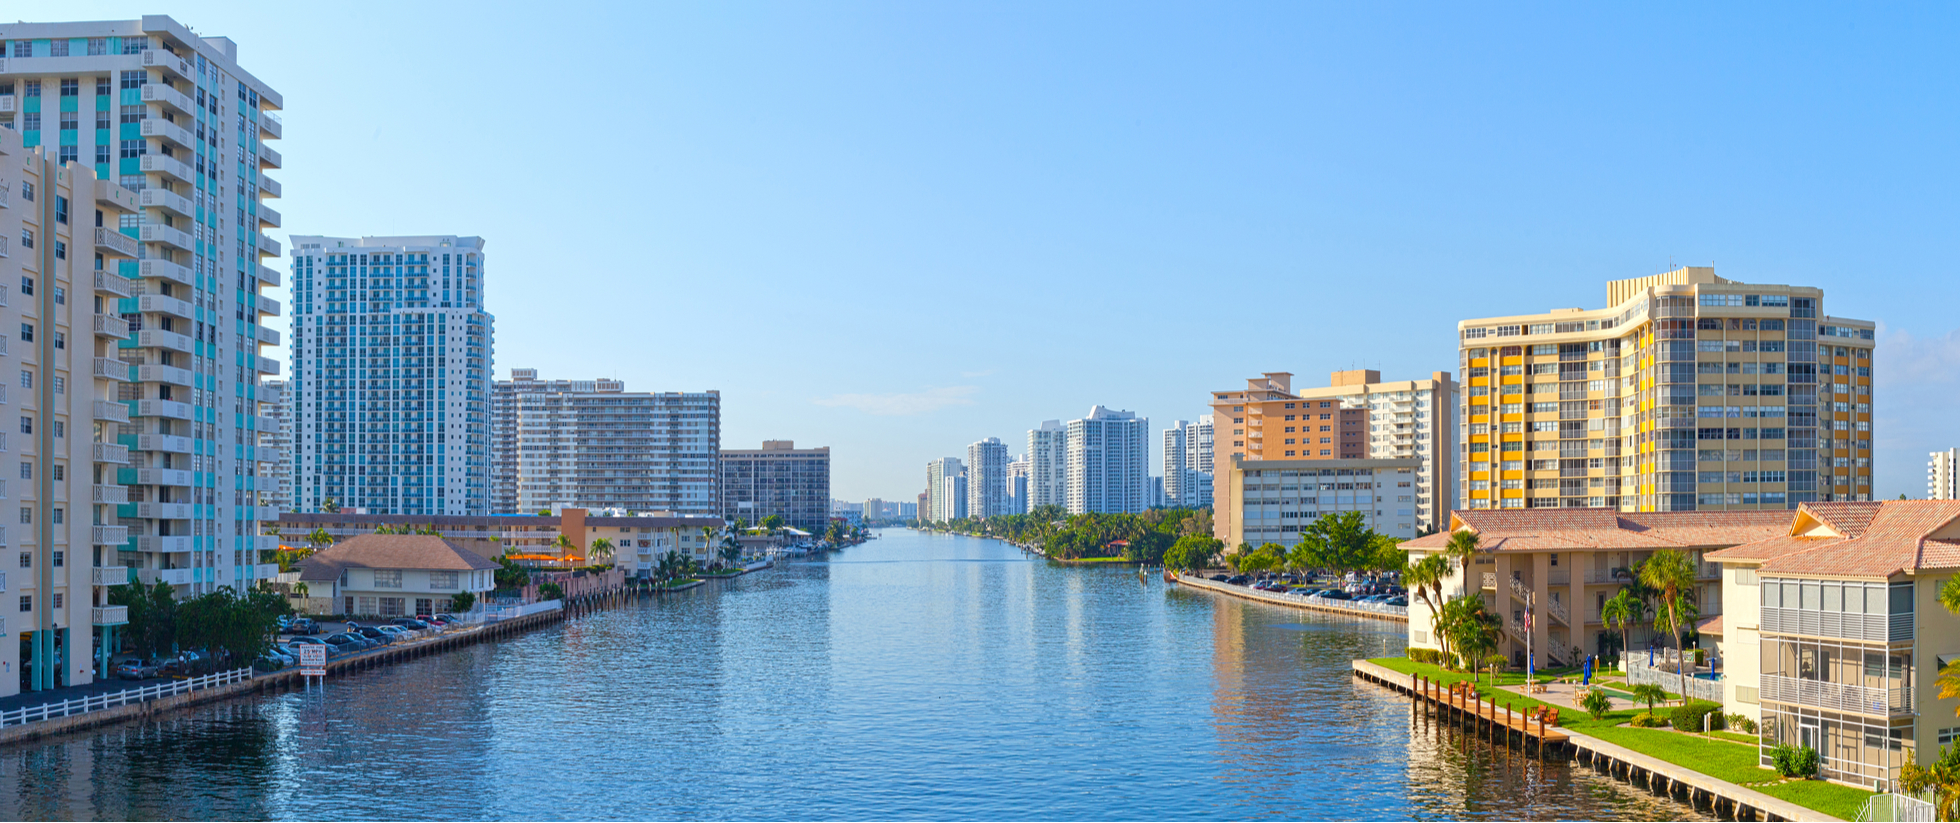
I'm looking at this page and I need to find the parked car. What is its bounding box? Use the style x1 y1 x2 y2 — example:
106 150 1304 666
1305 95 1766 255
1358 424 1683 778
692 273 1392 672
1315 590 1353 601
352 626 396 645
1226 575 1251 585
287 635 331 647
161 651 206 677
392 617 434 634
1385 596 1408 607
282 617 320 635
374 626 415 642
1208 575 1229 582
113 657 164 680
323 632 371 651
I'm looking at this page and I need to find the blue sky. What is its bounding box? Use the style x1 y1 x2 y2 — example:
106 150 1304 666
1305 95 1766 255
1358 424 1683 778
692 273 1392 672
46 1 1960 501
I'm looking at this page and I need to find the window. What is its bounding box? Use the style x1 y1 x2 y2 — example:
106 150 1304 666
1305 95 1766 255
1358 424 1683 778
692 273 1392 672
17 463 27 480
19 324 31 343
430 571 458 589
18 371 29 390
88 37 108 56
17 596 28 613
17 552 27 568
19 418 30 435
19 229 31 251
373 569 403 588
18 507 29 524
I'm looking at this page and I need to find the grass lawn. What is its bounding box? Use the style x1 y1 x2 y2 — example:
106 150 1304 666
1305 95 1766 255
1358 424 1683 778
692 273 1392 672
1711 731 1761 745
1368 657 1872 820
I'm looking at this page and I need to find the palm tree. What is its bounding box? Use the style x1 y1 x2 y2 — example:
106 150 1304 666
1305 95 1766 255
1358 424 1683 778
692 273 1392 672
292 581 309 599
1630 682 1667 716
588 538 614 568
553 533 579 564
1437 594 1498 671
1600 589 1646 666
1640 549 1700 702
1403 553 1455 661
307 528 334 553
1442 529 1480 595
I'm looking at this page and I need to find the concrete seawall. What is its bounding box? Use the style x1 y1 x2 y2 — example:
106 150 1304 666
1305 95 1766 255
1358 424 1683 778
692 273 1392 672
1175 574 1408 623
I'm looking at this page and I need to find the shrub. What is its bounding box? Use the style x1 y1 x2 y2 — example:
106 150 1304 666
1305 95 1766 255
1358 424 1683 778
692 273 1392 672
1581 689 1614 720
1669 701 1723 732
1771 743 1819 778
1629 712 1667 728
1725 713 1758 734
1406 648 1448 666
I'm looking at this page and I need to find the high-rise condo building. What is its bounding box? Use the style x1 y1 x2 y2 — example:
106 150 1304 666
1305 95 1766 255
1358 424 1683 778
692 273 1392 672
1026 420 1067 510
490 368 720 516
1931 449 1960 500
1162 416 1214 508
1210 370 1455 539
965 437 1009 518
0 17 285 694
288 235 495 516
863 498 886 521
1065 406 1149 515
259 378 294 513
925 457 964 523
1005 456 1030 514
1456 267 1873 513
720 440 830 532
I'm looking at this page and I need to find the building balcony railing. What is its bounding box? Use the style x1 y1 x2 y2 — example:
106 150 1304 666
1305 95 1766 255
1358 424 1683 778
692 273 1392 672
91 443 130 465
91 525 130 546
134 399 192 420
91 605 129 627
135 435 193 455
139 117 195 151
94 227 140 258
135 364 194 386
94 270 133 299
138 187 195 219
92 484 128 505
1761 606 1912 642
93 401 130 424
91 566 130 587
259 144 282 169
130 468 194 488
1760 674 1911 716
135 329 194 354
140 258 194 287
257 203 282 228
135 536 193 554
93 314 131 339
260 113 282 139
138 567 194 586
138 292 195 320
140 83 195 117
259 174 282 198
137 153 195 186
93 358 130 382
134 502 192 520
141 49 193 80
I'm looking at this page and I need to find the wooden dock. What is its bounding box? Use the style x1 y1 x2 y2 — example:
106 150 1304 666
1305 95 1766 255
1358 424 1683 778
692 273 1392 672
1350 660 1840 822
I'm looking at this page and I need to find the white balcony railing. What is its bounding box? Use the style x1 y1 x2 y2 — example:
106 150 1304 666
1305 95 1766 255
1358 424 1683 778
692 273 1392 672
93 270 133 299
90 606 129 626
1760 674 1911 716
91 566 129 586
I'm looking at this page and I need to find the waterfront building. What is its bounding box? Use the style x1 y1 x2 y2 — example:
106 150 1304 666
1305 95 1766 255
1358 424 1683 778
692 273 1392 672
1064 406 1149 515
863 498 886 521
0 17 287 694
925 457 964 523
1163 416 1215 508
1705 500 1960 787
273 507 724 580
1211 370 1455 540
260 378 294 513
1006 457 1030 515
490 368 720 516
296 534 498 618
1456 266 1874 515
914 493 927 522
720 440 830 532
1220 457 1421 549
288 235 494 516
1149 476 1165 508
1027 420 1067 510
1931 449 1960 500
966 437 1009 518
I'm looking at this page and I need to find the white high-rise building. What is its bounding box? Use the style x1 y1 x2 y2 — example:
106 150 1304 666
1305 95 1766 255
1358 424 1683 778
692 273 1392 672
925 457 965 523
1932 449 1960 500
1006 456 1031 515
0 17 286 693
1027 420 1068 510
1162 416 1214 508
260 379 295 513
965 437 1009 518
1065 406 1150 514
288 235 495 516
491 368 720 516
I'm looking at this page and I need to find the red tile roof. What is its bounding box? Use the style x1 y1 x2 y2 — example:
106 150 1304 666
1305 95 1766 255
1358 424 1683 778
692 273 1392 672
1727 501 1960 579
1408 508 1788 553
298 534 502 582
1696 615 1724 636
1799 501 1885 537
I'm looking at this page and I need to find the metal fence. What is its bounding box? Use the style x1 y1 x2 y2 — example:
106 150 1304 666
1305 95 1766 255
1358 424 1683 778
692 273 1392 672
1857 792 1936 823
1625 660 1725 703
0 667 253 729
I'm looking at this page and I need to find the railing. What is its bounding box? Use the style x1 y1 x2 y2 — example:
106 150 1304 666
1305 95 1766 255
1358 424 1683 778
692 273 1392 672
1857 792 1936 822
0 668 251 728
1626 659 1726 703
1761 606 1908 642
1760 674 1911 716
93 270 132 299
94 227 139 258
1481 571 1496 589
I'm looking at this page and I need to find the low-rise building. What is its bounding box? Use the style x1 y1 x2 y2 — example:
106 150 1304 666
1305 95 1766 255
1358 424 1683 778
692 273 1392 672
1220 456 1423 550
297 535 500 618
273 508 725 579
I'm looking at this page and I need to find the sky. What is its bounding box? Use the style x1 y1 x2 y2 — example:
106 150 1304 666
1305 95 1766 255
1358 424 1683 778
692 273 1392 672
38 1 1960 502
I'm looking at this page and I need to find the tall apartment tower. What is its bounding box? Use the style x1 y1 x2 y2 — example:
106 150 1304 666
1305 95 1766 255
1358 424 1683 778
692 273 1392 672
1163 416 1215 509
1931 449 1960 500
720 440 830 532
288 235 494 516
1026 420 1067 510
925 457 964 523
1065 406 1149 515
1005 456 1031 515
490 368 720 516
259 378 294 513
1210 370 1456 537
0 17 286 694
965 437 1009 518
863 498 886 521
1457 267 1873 513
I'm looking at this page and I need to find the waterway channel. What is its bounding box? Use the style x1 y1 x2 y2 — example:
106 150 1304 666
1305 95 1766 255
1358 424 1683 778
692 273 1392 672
0 529 1710 820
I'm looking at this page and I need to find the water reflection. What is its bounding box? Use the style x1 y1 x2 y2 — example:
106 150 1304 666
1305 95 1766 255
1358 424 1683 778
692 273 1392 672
0 531 1708 821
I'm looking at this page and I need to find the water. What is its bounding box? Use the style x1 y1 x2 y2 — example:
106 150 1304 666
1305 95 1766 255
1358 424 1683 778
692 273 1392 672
0 530 1708 821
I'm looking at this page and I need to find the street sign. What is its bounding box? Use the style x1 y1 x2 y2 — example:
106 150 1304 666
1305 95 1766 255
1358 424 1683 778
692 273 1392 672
298 644 327 677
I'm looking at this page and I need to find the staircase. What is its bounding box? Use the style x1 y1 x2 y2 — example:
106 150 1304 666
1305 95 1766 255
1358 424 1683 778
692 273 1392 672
1507 577 1569 625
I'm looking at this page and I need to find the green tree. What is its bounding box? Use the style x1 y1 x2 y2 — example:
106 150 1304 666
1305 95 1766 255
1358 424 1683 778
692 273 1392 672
1630 682 1668 714
307 528 335 553
1601 589 1646 666
1294 512 1381 578
1164 535 1223 572
1402 553 1455 661
1436 594 1498 671
450 591 477 613
761 514 784 536
537 582 564 601
1901 743 1960 821
588 538 615 568
1443 529 1480 580
108 581 179 658
719 541 743 569
1640 549 1700 700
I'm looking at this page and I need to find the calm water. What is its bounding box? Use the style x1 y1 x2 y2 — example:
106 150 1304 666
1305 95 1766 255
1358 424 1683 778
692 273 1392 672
0 530 1707 821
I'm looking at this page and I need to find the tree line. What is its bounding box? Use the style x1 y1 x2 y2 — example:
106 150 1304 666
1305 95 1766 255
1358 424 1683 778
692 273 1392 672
108 582 293 672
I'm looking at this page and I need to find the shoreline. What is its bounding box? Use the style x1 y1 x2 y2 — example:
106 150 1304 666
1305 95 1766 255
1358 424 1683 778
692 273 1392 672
1173 573 1408 623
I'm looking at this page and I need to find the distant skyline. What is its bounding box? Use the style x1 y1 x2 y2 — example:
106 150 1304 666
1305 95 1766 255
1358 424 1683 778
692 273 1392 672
39 1 1960 501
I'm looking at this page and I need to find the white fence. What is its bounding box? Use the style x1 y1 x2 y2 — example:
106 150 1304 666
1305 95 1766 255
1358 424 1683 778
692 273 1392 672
481 600 562 622
0 667 252 728
1625 660 1725 703
1857 792 1936 823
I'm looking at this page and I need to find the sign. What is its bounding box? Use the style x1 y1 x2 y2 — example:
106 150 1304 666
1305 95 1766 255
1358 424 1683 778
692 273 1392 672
298 644 327 677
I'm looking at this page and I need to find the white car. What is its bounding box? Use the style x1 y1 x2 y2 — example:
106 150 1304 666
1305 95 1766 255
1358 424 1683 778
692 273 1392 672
374 625 417 641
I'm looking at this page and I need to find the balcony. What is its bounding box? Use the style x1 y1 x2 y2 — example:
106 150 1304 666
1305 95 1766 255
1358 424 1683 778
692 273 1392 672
93 314 130 339
92 443 131 465
141 49 193 80
95 227 140 259
91 566 131 586
140 258 194 287
257 357 281 375
91 606 129 627
257 294 283 316
136 536 193 553
136 328 193 353
129 468 193 487
93 358 131 382
93 270 133 299
135 399 192 420
92 484 128 505
259 144 282 169
1760 674 1911 716
138 223 194 252
138 292 195 319
259 174 282 198
1761 606 1911 642
92 525 130 545
252 563 281 579
135 502 192 520
257 265 282 287
138 153 196 186
138 567 194 586
136 435 193 454
256 234 282 257
255 325 281 346
138 187 195 218
258 203 282 228
136 364 194 386
140 83 195 117
93 401 130 423
255 414 281 432
259 113 282 140
139 117 196 151
95 179 139 213
0 95 12 115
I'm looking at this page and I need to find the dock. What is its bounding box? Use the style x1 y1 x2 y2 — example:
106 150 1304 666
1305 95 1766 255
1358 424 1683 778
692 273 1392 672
1174 574 1407 622
1350 659 1840 822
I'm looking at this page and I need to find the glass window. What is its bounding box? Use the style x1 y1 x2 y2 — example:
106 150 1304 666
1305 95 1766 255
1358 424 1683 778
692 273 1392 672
1891 585 1914 615
1801 582 1820 610
1822 584 1840 612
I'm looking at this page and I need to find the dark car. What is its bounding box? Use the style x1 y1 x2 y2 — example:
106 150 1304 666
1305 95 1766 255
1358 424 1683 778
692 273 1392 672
1226 575 1250 585
1208 575 1228 582
1385 596 1408 607
323 632 371 651
1315 590 1353 601
392 617 432 632
352 626 396 645
282 617 320 635
160 651 206 677
113 658 164 680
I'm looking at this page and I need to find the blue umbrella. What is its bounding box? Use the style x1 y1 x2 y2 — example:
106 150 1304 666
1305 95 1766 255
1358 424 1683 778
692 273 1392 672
1583 655 1593 686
